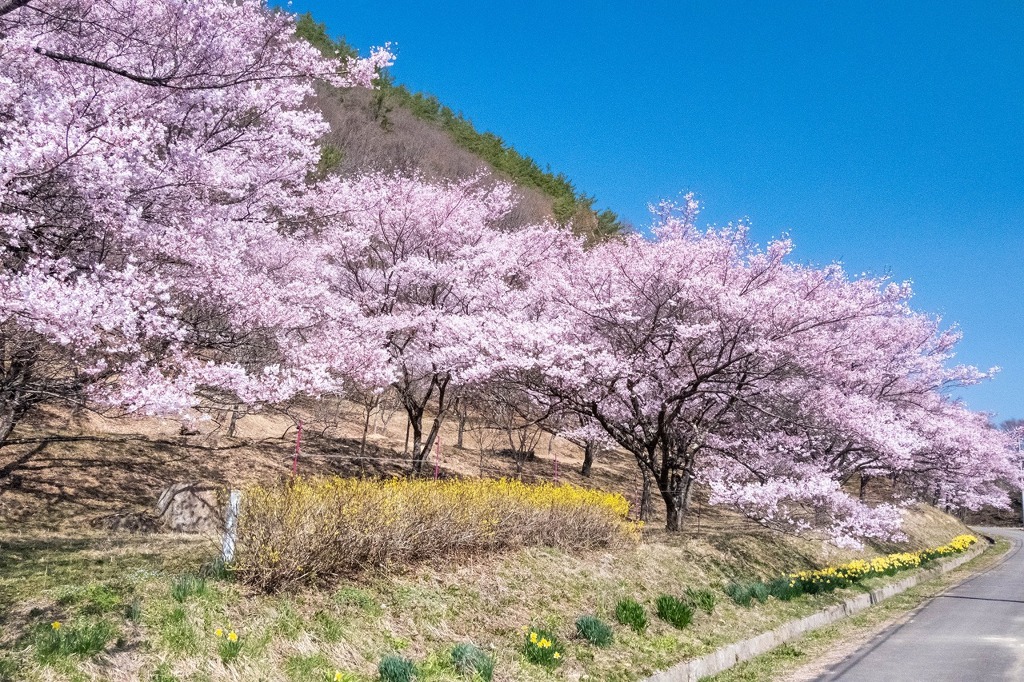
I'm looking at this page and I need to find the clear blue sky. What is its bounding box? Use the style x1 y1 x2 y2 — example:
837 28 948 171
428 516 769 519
288 0 1024 421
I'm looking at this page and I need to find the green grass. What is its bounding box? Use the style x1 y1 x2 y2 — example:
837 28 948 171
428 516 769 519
33 620 116 662
285 652 336 681
684 587 718 614
170 574 208 602
158 606 197 654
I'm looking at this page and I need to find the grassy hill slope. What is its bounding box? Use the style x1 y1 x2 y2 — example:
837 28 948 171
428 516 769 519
0 404 981 681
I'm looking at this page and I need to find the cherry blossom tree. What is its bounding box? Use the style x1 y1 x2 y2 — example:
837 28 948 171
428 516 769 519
524 198 1020 542
313 172 572 473
0 0 392 443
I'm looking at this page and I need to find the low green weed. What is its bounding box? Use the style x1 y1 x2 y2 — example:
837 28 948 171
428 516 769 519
34 620 115 662
684 587 717 614
450 642 494 680
333 585 381 615
614 597 649 633
56 583 123 615
0 652 23 681
575 615 614 646
767 577 803 601
313 610 345 642
170 575 207 602
284 652 332 681
655 595 694 629
149 662 178 682
378 654 417 682
160 606 197 654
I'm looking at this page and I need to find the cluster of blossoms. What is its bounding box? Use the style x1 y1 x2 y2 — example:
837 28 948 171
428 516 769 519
1 0 1018 549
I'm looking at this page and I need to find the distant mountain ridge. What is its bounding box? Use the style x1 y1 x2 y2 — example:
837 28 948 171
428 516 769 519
296 14 629 241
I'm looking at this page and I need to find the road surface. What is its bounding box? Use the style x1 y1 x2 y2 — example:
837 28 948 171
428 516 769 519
815 527 1024 682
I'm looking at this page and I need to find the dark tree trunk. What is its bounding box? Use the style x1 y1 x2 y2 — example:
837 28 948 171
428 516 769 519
407 376 450 475
659 468 691 532
403 418 410 457
639 468 654 522
360 406 372 457
0 405 15 446
457 413 467 449
580 440 595 477
226 405 239 438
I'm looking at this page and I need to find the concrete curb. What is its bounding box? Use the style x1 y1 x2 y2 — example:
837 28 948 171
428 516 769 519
644 542 989 682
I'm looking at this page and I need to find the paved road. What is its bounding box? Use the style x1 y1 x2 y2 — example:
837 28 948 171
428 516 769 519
815 528 1024 682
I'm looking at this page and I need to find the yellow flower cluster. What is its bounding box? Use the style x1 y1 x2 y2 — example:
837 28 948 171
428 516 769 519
214 628 239 642
789 534 977 593
529 631 553 648
526 630 562 663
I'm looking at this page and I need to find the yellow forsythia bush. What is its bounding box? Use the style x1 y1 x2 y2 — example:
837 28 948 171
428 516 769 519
233 477 638 591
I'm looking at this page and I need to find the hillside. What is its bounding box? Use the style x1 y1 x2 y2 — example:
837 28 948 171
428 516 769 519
296 15 629 242
0 404 983 682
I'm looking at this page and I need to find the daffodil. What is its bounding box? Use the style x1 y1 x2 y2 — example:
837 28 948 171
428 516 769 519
214 628 224 638
227 631 238 642
553 652 561 659
51 621 61 631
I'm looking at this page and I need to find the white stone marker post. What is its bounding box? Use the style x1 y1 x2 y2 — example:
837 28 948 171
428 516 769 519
222 489 242 563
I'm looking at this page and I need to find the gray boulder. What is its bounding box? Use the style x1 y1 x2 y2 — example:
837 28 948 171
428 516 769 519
156 482 224 534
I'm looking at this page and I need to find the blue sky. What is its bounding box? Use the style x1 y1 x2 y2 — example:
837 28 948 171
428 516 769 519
289 0 1023 421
